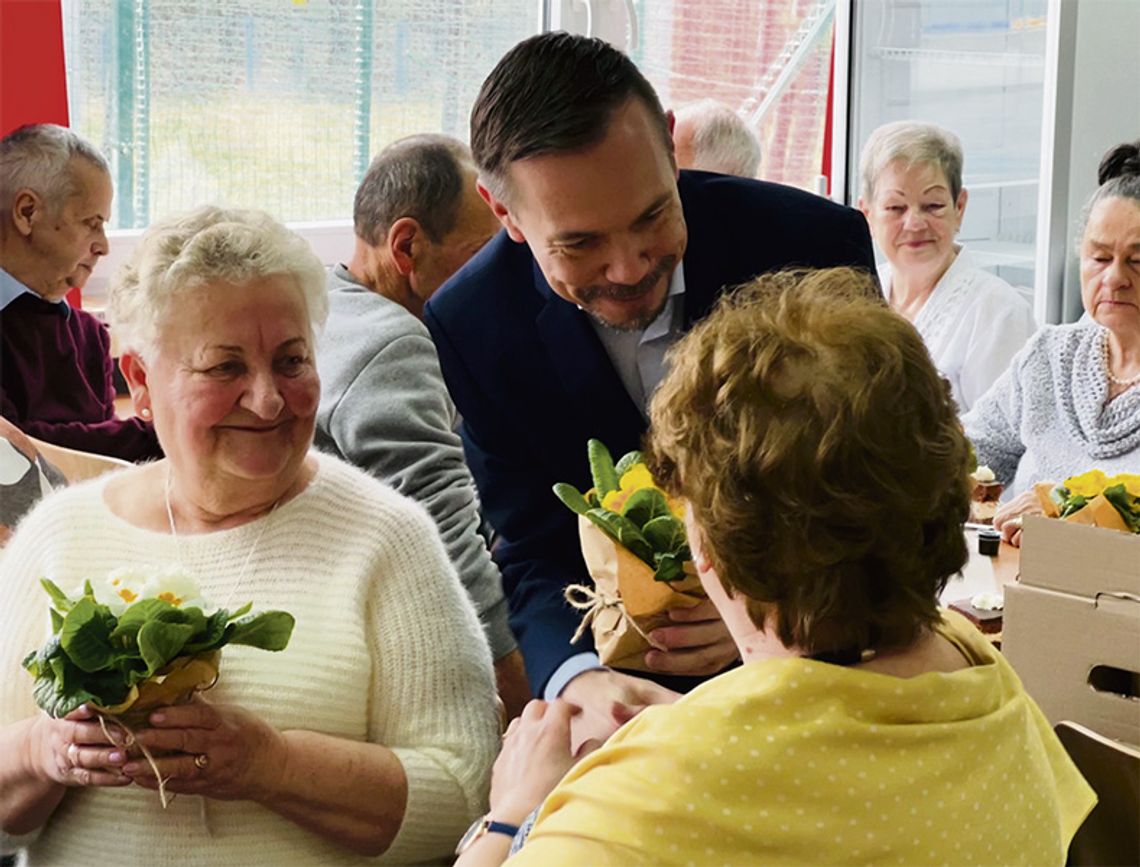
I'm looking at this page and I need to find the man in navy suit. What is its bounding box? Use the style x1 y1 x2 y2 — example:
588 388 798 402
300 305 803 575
425 32 876 741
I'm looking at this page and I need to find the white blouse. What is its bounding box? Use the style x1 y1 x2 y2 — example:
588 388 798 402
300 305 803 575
880 246 1038 413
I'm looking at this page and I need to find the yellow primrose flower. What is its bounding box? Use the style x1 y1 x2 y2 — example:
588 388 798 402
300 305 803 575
619 463 655 493
1108 473 1140 497
1063 469 1109 498
602 489 631 512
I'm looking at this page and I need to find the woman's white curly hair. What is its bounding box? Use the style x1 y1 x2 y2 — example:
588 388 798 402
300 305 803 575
107 205 328 360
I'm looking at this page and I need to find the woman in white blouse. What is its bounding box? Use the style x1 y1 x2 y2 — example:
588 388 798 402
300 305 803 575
859 121 1036 413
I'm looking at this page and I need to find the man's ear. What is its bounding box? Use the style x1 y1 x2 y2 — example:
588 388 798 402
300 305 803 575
857 196 870 221
386 217 421 278
11 189 42 238
118 352 152 418
477 180 526 244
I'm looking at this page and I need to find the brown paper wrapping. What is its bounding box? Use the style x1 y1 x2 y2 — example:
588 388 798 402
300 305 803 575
566 515 705 672
1061 494 1131 533
92 650 221 724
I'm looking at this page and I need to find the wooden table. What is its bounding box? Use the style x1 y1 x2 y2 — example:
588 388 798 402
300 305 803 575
939 527 1020 606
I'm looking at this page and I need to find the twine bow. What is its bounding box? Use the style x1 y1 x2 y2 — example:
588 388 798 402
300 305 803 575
564 583 659 647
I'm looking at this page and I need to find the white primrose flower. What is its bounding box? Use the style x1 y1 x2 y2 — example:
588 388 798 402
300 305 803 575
91 569 148 616
141 567 212 612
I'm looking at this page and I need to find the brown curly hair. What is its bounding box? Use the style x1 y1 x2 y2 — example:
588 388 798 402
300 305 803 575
646 267 970 656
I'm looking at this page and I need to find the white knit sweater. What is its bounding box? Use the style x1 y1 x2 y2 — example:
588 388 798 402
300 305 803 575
0 453 499 866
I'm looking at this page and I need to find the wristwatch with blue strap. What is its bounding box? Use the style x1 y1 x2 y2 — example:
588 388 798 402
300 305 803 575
455 814 521 855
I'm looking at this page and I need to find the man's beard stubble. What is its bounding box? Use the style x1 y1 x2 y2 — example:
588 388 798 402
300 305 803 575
579 254 679 332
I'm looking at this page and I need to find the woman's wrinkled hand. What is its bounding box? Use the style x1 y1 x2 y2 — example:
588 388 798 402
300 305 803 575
123 698 287 802
489 699 601 826
993 487 1048 547
28 704 132 788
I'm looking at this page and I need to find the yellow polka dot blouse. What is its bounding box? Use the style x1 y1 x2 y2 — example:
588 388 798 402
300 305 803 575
510 611 1095 866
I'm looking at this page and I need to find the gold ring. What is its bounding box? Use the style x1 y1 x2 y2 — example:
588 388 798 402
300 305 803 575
193 753 209 770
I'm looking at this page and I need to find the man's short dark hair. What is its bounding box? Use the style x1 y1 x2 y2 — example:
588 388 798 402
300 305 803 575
353 134 473 246
470 32 672 199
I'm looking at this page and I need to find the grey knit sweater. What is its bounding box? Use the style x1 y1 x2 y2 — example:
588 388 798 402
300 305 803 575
315 265 515 659
963 323 1140 495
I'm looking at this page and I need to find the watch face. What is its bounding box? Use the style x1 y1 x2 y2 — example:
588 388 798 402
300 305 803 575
455 816 488 855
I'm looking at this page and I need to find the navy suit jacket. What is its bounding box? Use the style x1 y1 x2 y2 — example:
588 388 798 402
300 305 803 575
425 170 876 695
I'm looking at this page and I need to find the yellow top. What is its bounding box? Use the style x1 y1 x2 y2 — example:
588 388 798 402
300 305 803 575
509 611 1095 866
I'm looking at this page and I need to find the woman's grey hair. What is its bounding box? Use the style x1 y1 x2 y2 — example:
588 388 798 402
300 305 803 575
1078 139 1140 240
108 205 329 360
0 124 110 214
859 121 964 204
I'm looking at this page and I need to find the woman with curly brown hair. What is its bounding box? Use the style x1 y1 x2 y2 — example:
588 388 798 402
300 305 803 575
457 268 1094 867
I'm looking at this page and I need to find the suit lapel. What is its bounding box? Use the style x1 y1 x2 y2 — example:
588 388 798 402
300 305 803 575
678 173 725 327
532 260 646 450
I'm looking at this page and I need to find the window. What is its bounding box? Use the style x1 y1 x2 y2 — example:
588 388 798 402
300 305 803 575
632 0 836 191
62 0 541 231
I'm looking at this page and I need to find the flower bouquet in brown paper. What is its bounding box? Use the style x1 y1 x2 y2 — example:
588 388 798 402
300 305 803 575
555 439 705 672
22 569 294 805
1033 470 1140 534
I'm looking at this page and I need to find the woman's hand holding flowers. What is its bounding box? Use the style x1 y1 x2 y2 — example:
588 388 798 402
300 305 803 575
28 704 130 789
124 699 287 802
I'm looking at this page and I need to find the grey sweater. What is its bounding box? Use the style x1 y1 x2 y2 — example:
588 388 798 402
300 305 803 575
315 265 515 659
963 323 1140 495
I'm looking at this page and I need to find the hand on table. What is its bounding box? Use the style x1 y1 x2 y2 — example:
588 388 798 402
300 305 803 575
489 699 599 826
124 698 287 801
994 487 1049 547
559 668 679 752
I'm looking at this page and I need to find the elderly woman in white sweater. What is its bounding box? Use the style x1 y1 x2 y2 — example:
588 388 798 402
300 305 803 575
965 140 1140 546
859 121 1037 412
0 206 499 865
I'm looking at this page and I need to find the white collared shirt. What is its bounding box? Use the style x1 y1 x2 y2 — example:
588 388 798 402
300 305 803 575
588 264 687 417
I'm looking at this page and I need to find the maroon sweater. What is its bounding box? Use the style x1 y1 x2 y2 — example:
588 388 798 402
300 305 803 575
1 292 161 461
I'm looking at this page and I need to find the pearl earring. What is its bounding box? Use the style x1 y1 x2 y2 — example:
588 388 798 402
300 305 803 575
140 407 152 419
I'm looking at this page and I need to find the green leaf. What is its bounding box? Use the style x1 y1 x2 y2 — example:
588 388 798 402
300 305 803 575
50 608 64 633
614 450 644 478
652 551 688 583
33 673 98 718
585 508 655 566
224 611 295 651
1103 484 1140 532
179 606 208 637
553 482 593 516
182 608 233 653
59 598 117 673
587 439 620 496
642 515 689 557
137 620 196 675
621 488 672 529
1058 489 1089 519
21 648 42 678
585 489 600 508
40 578 74 613
109 598 177 643
227 602 252 621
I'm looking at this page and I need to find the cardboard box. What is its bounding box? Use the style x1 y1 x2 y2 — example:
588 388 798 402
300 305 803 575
1003 516 1140 746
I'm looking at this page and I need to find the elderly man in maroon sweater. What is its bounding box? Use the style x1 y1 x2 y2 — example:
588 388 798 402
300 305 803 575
0 124 159 462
